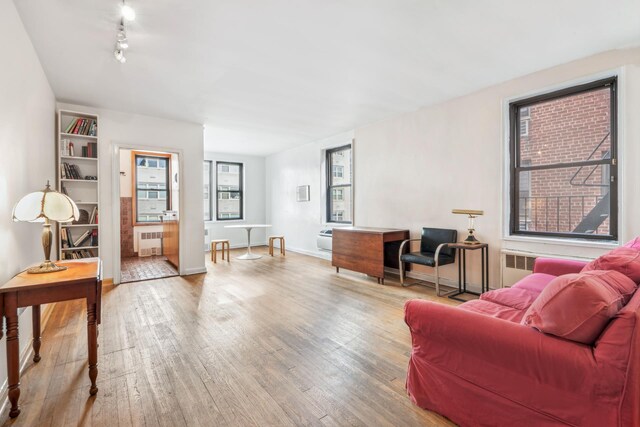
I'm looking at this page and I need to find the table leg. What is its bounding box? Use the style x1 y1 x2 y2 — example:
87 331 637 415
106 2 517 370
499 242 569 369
32 305 41 363
6 294 20 418
237 227 261 260
87 299 99 396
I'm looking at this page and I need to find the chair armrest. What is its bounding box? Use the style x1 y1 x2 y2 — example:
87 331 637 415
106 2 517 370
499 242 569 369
533 257 589 276
399 238 422 254
404 300 597 389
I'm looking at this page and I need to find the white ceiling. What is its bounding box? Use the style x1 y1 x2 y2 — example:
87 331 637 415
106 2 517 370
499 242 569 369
15 0 640 156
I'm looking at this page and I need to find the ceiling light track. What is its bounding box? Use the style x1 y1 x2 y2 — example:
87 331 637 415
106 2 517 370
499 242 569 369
113 1 134 64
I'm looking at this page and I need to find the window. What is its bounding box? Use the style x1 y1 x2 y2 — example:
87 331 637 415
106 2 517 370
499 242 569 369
204 161 212 221
133 152 171 224
509 77 617 240
216 161 243 220
326 144 352 223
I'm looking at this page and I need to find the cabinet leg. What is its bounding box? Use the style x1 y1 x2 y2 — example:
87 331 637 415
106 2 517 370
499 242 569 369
32 305 41 363
336 267 339 273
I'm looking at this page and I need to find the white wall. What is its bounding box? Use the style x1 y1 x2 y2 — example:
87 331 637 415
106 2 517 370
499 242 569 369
57 102 205 279
0 0 56 397
266 131 354 259
205 151 267 247
267 48 640 287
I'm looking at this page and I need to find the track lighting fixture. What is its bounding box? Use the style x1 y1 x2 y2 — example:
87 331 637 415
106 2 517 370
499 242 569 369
113 1 134 63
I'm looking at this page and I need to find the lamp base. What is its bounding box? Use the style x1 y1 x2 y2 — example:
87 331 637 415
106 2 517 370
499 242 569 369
27 261 67 274
463 231 481 245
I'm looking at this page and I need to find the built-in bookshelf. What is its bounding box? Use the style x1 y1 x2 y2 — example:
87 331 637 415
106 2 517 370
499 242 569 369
57 110 100 260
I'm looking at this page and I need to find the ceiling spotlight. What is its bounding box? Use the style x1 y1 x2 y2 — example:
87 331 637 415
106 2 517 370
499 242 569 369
121 4 135 21
114 48 127 63
116 27 129 49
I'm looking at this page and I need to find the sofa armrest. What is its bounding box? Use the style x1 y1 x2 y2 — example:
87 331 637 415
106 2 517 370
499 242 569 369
404 300 597 389
532 257 588 276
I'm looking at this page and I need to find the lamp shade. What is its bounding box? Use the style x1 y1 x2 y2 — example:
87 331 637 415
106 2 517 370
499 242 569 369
12 183 79 223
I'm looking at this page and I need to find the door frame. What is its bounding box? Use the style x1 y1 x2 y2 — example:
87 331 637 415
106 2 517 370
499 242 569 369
111 142 185 284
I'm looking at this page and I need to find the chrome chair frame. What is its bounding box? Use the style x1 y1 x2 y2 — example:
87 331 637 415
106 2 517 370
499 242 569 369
398 239 454 297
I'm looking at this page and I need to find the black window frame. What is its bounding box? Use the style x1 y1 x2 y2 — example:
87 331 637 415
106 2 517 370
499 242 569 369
509 76 618 241
326 144 352 224
215 161 244 221
134 153 171 224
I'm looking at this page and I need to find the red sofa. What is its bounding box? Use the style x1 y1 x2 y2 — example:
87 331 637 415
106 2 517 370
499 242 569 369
404 257 640 426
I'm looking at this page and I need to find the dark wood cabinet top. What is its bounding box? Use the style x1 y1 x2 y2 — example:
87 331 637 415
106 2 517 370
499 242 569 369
333 227 409 234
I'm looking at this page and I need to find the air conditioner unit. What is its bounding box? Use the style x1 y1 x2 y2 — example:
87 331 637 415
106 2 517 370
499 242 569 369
317 229 332 251
137 231 163 257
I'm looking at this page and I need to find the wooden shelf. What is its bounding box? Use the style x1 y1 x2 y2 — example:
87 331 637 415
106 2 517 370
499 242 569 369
60 133 98 140
61 156 97 161
60 179 98 183
61 246 99 251
61 224 99 228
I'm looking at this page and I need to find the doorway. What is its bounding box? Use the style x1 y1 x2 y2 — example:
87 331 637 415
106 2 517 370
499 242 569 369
118 149 180 283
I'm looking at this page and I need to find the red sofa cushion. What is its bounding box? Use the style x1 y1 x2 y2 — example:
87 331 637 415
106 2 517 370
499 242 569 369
623 236 640 250
582 247 640 284
511 272 557 294
522 270 637 344
459 299 526 323
480 287 540 311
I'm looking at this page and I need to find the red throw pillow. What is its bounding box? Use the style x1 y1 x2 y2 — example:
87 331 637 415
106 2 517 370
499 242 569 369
582 247 640 284
521 270 637 344
623 236 640 251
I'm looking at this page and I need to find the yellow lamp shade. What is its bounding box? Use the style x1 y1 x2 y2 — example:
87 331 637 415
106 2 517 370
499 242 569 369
12 182 79 223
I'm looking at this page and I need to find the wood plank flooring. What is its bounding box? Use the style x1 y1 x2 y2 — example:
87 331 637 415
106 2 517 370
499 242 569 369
1 247 458 426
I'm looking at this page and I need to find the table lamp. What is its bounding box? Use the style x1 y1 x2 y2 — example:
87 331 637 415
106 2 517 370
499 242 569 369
452 209 484 244
12 181 79 273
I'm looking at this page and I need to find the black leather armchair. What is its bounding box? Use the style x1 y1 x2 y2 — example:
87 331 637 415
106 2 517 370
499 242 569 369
399 228 457 296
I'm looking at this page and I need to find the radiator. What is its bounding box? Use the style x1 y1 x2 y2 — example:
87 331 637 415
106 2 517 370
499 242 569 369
317 229 333 251
204 227 211 252
137 231 163 257
501 249 538 288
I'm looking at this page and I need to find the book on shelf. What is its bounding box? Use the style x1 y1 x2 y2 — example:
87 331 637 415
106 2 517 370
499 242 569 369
62 248 96 260
73 230 93 247
60 163 84 180
89 206 98 224
64 118 97 136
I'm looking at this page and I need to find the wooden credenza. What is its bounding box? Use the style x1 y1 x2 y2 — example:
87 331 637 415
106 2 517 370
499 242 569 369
332 227 410 284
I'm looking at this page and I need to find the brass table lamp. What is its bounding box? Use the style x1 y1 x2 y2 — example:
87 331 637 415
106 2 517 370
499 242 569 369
452 209 484 244
12 181 79 273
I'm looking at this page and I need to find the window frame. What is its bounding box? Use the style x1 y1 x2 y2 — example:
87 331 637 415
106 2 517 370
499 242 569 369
215 161 244 221
132 151 172 226
326 144 352 224
204 160 213 221
509 76 618 241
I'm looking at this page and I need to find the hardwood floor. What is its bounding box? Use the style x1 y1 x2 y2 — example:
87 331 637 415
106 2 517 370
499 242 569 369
1 247 458 426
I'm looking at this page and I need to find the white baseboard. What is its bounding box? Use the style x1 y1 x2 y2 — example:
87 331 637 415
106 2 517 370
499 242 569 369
0 303 56 416
285 246 332 261
183 266 207 275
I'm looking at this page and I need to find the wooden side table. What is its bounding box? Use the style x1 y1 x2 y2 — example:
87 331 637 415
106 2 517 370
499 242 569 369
0 258 102 418
446 243 489 302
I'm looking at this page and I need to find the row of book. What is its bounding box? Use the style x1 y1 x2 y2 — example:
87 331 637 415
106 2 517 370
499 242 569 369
60 162 83 180
60 140 97 158
62 249 97 260
61 228 98 249
64 118 97 136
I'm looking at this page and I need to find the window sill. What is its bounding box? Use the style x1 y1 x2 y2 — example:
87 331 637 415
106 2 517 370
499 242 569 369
206 219 246 225
502 234 619 249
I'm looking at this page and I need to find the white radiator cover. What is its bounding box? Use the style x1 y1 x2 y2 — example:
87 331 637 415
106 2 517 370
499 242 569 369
501 249 537 288
204 227 211 252
137 231 163 257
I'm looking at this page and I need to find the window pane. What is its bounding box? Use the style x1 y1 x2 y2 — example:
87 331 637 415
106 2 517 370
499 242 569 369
136 155 170 223
204 161 211 220
216 162 243 220
519 88 611 167
330 187 352 222
516 166 610 235
330 148 351 185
